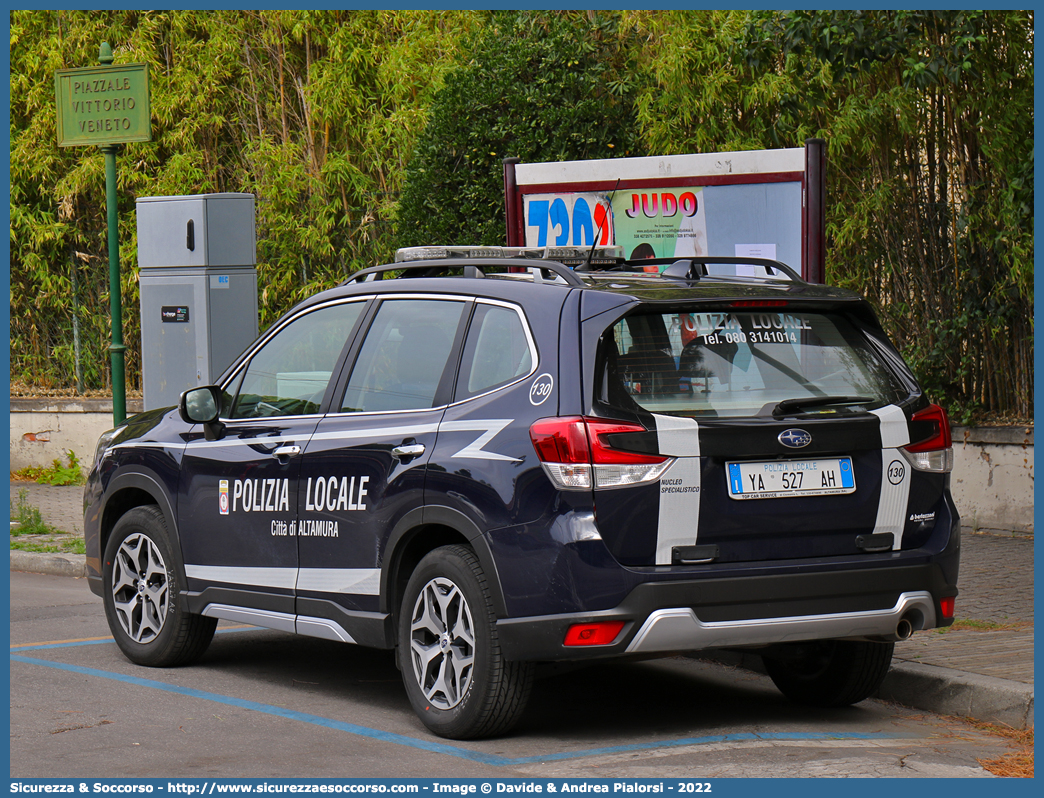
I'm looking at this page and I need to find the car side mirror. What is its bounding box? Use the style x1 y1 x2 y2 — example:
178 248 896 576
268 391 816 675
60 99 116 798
179 386 226 441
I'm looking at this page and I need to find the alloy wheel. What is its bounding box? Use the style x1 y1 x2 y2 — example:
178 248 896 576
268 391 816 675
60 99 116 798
408 576 476 709
110 532 170 643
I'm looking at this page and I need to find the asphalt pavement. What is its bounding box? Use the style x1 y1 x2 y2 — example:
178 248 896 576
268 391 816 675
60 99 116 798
8 480 1035 730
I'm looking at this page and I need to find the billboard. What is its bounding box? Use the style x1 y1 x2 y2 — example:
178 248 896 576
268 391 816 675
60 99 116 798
504 143 825 282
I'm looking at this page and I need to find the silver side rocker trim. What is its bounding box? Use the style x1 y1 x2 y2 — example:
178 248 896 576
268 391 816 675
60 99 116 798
202 605 296 634
295 617 357 644
625 591 936 654
202 604 357 644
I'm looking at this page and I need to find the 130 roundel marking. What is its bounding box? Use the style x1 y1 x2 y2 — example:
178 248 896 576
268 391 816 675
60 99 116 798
530 373 554 406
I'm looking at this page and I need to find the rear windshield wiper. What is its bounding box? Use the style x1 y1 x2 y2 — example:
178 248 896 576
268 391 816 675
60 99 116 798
768 395 874 417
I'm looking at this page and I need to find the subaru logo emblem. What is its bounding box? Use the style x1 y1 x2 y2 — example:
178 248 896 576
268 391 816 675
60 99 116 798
778 428 812 448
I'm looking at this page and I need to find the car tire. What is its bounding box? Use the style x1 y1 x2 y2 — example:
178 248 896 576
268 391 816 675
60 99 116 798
763 639 895 708
399 544 534 739
102 505 217 667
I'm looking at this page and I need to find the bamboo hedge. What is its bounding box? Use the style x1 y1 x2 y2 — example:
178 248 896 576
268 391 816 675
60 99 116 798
11 9 481 391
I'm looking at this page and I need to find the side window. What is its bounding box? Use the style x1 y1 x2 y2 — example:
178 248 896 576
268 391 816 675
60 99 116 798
341 298 466 412
457 303 534 399
230 302 364 419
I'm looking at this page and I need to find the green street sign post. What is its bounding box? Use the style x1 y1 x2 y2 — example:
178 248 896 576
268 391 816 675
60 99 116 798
54 62 151 146
54 43 151 426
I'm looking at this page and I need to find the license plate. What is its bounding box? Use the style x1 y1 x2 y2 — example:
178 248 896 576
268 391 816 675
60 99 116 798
727 457 855 500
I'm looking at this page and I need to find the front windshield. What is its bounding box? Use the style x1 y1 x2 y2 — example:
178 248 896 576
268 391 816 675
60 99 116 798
599 309 908 418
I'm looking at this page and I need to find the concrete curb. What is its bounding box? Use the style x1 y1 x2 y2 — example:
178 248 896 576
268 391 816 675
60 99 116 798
11 552 1033 730
11 550 87 578
694 648 1034 730
880 660 1035 731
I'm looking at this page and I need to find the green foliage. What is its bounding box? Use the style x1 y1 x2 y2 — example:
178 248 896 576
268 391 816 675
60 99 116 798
11 450 86 486
10 10 479 389
625 9 1033 421
9 536 86 555
622 10 802 154
396 11 646 247
10 10 1033 421
46 450 85 486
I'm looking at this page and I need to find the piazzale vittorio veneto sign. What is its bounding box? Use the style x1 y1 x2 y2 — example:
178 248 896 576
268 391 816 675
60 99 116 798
54 62 151 146
53 45 153 426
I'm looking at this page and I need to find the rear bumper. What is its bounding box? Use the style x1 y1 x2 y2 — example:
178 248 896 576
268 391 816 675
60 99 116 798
625 590 934 653
496 561 956 661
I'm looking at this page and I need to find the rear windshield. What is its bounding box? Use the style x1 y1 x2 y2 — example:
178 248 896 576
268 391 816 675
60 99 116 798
598 309 907 418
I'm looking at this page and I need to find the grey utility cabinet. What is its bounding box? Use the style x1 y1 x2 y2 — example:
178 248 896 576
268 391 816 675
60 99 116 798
137 193 259 411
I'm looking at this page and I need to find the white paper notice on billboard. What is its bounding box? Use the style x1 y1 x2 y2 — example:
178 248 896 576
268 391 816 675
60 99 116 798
735 244 777 276
735 243 777 259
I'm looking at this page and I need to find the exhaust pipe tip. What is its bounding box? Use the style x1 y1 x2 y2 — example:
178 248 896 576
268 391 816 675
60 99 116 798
895 617 914 641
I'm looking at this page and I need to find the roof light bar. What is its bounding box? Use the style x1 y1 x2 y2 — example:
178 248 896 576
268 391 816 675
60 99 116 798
531 246 624 265
394 245 624 266
395 246 509 262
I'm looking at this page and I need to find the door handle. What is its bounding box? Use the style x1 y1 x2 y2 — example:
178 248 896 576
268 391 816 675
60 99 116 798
391 444 425 459
272 445 302 458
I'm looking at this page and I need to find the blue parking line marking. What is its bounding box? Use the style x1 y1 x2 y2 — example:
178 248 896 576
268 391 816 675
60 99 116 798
11 653 508 765
11 651 915 766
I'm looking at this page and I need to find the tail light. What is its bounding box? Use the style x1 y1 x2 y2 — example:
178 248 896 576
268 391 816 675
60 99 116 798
529 417 674 490
902 404 954 473
939 596 956 621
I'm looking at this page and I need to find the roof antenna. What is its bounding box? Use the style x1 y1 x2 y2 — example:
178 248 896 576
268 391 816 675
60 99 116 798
577 178 621 272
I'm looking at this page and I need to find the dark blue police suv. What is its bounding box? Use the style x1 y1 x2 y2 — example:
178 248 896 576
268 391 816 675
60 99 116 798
85 247 959 739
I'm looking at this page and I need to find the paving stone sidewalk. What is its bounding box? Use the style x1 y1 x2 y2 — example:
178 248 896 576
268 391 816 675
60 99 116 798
891 531 1035 685
896 628 1035 684
10 482 85 537
951 532 1035 624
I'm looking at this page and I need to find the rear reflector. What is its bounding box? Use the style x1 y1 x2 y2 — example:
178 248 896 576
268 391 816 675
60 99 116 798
530 417 674 490
939 596 955 620
564 620 626 647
